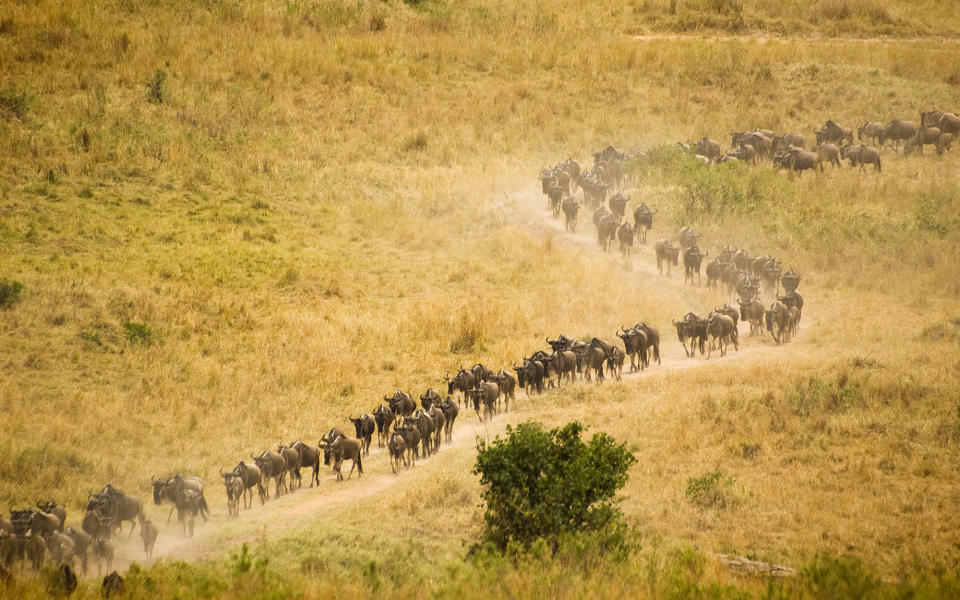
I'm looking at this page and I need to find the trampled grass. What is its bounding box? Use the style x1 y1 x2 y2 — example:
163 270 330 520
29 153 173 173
1 0 960 596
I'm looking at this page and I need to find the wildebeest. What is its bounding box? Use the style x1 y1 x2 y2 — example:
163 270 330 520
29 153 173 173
43 531 76 569
387 431 407 473
81 509 111 542
617 221 634 258
811 143 841 168
673 313 708 357
550 351 577 387
840 144 882 172
277 444 301 492
696 137 723 161
546 334 575 353
222 461 265 509
65 526 92 574
468 380 500 422
321 436 364 481
438 396 458 443
410 409 436 457
738 297 765 336
290 440 321 488
348 413 376 456
174 489 201 537
607 346 625 381
372 403 395 448
878 119 917 150
420 387 441 410
582 345 606 383
774 148 822 174
562 194 580 232
91 538 114 575
815 120 854 145
88 485 145 538
393 420 421 467
677 226 699 250
713 304 739 328
514 357 544 395
427 403 446 453
36 501 66 532
445 370 476 409
765 300 790 344
773 132 805 153
29 507 61 537
25 533 45 571
595 211 619 251
732 131 771 159
616 327 645 372
654 239 680 275
384 390 416 417
684 245 707 285
632 323 660 367
608 192 628 218
632 203 655 244
151 474 209 523
937 132 954 155
489 369 516 413
905 126 940 155
252 449 286 500
858 121 884 145
140 520 158 561
223 474 244 516
706 312 738 359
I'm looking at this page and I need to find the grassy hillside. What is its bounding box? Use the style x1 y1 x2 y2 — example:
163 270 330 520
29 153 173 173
1 0 960 596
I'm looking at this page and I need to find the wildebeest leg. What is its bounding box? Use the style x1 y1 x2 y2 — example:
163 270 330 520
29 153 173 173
167 506 175 524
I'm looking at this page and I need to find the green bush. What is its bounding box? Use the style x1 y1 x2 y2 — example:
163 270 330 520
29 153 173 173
147 69 167 104
0 278 23 309
473 421 636 551
685 470 738 509
123 320 155 346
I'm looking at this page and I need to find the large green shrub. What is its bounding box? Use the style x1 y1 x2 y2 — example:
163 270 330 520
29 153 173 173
473 421 635 551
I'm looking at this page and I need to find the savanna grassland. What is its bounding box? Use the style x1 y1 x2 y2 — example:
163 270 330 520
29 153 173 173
1 0 960 597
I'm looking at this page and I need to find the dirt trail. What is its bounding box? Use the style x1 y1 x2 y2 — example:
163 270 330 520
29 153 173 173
110 183 799 572
631 33 960 45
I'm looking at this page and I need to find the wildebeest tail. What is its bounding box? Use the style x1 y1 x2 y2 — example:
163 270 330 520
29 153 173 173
653 343 660 365
877 157 882 172
357 453 363 474
199 495 209 519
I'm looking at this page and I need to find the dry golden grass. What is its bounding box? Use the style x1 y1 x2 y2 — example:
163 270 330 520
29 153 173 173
1 0 959 595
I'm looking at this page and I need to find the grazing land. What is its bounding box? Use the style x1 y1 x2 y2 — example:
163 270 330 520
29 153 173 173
1 0 959 597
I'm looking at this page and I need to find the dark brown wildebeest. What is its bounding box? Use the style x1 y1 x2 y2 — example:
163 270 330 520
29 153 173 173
224 461 265 508
673 313 708 357
677 226 699 250
321 436 364 481
81 509 111 543
410 409 436 457
774 148 822 174
596 212 619 251
732 131 771 159
290 440 321 488
713 304 739 328
765 300 790 344
546 334 575 352
815 120 854 145
348 413 376 456
840 144 882 172
174 488 201 537
277 444 300 492
151 475 209 523
372 404 395 448
632 322 660 367
438 396 458 443
394 419 421 467
489 369 516 413
29 507 61 537
616 327 647 372
91 538 114 575
608 192 628 218
632 202 655 244
387 431 407 473
468 381 500 423
427 403 446 453
684 245 707 285
252 449 286 500
88 484 145 538
878 119 917 150
384 390 416 417
617 221 635 258
550 351 578 387
654 239 680 276
36 501 66 532
562 195 580 232
420 387 441 410
738 297 765 336
582 345 606 382
937 132 953 155
445 369 476 409
706 312 738 359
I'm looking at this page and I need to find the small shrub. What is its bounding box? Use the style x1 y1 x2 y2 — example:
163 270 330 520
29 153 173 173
740 442 761 459
685 470 737 509
147 69 167 104
802 553 882 598
0 87 29 120
123 320 155 346
789 373 863 416
403 132 428 153
0 278 23 309
473 421 636 551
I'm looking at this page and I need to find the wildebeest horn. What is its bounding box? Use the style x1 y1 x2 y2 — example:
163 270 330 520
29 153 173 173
219 467 225 476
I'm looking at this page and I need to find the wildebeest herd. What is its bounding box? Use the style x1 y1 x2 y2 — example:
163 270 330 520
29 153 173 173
685 112 956 174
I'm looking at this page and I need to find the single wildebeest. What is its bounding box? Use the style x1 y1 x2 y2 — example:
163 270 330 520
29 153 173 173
774 149 822 174
420 387 441 410
937 132 954 155
151 474 209 524
607 346 625 381
468 380 500 423
632 202 655 244
387 431 407 473
394 420 421 467
489 369 516 413
81 509 111 542
696 137 723 161
815 120 854 145
36 501 66 532
608 192 628 218
322 436 364 481
773 132 805 153
140 520 158 561
427 403 446 453
551 351 578 387
811 143 841 168
410 409 436 457
372 403 395 447
840 144 881 172
223 461 265 508
858 121 884 145
732 131 771 159
713 304 739 328
89 484 145 538
765 300 790 345
445 369 476 409
684 245 707 285
617 221 635 258
384 390 416 417
596 212 618 251
738 297 765 336
277 444 300 492
223 474 244 517
616 327 645 372
654 239 680 275
291 440 321 488
706 312 738 359
348 413 376 456
174 489 201 537
582 345 606 383
252 449 286 500
905 126 940 155
101 571 124 598
562 194 580 232
632 322 660 367
546 334 575 352
92 538 114 576
30 507 61 537
878 119 917 150
65 526 92 574
514 358 544 395
470 363 495 384
438 396 458 443
677 226 699 250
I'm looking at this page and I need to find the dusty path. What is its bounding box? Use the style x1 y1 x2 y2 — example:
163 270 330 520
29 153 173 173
632 33 960 45
112 182 800 572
